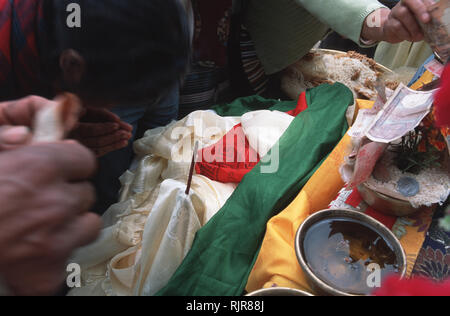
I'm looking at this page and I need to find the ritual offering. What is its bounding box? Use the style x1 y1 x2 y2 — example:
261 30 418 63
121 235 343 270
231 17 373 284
342 83 450 217
295 209 407 296
282 49 400 101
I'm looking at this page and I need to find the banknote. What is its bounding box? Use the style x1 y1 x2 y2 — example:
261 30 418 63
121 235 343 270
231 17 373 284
347 109 377 139
421 0 450 63
425 58 445 77
366 84 437 143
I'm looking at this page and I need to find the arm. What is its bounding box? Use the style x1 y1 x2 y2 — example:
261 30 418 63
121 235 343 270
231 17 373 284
362 0 433 44
296 0 386 45
296 0 433 45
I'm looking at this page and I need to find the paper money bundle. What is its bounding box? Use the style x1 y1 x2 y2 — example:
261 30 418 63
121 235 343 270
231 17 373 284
342 84 449 208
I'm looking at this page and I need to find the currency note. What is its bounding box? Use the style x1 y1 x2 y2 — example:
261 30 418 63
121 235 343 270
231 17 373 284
421 0 450 63
425 58 445 77
347 109 377 139
366 84 437 143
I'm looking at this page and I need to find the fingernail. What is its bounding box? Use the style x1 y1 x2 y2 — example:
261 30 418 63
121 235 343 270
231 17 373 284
2 127 30 144
422 13 430 23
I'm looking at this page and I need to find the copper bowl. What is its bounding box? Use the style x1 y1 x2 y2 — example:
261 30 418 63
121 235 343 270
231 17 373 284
246 287 313 297
358 183 427 217
295 209 407 296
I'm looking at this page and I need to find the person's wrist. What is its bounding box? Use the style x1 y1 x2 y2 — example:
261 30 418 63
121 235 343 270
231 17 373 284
361 8 390 43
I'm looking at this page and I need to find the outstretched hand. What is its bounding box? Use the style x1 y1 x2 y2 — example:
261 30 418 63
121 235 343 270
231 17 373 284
70 108 133 157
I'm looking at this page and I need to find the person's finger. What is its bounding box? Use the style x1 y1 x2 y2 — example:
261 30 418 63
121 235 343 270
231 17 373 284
403 0 431 24
0 96 54 126
80 130 132 149
0 126 32 149
71 122 120 138
28 141 98 181
53 212 102 250
58 181 97 218
93 140 129 157
384 19 409 43
393 4 425 41
118 121 133 133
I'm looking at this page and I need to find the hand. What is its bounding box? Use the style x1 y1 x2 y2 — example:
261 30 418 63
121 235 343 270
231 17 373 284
0 126 32 151
0 95 81 149
0 141 101 296
70 108 133 157
363 0 433 43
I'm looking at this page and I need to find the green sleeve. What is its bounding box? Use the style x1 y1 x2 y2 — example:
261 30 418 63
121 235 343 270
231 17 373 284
295 0 387 45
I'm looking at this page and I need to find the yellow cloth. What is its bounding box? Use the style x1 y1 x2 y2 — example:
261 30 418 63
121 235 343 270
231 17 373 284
410 70 435 91
246 134 352 293
246 95 435 295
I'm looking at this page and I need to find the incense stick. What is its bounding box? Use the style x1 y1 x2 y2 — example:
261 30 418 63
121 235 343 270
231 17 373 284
186 141 199 195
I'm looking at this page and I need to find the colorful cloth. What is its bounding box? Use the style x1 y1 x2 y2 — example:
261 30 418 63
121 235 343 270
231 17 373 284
0 0 43 100
196 93 309 183
157 83 353 296
412 204 450 282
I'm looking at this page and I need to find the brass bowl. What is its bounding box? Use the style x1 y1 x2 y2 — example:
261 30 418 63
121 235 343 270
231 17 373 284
358 183 427 217
246 287 313 297
295 209 407 296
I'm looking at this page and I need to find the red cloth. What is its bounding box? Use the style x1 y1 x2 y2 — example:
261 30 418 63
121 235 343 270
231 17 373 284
195 92 309 183
434 65 450 127
373 276 450 296
195 123 260 183
286 92 308 116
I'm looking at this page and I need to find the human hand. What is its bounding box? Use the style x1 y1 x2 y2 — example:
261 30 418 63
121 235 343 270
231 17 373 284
363 0 434 43
70 108 133 157
0 141 101 296
0 94 81 148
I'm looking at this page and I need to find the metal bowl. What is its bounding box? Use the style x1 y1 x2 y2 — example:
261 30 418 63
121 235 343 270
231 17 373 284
295 209 407 296
246 287 313 297
358 183 427 217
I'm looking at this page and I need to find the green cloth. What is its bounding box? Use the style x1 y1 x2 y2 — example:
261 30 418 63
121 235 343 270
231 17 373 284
157 83 353 296
213 95 297 117
244 0 386 74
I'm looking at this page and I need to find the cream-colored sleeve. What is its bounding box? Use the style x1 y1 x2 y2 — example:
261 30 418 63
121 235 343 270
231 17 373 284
295 0 387 45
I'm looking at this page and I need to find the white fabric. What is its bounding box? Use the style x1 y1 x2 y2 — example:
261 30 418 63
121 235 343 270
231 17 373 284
68 109 294 296
241 110 294 157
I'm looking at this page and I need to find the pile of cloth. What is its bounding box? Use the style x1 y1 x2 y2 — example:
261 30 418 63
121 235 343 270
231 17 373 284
69 83 353 296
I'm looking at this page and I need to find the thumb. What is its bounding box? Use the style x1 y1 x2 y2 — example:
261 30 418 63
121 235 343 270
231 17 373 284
0 126 32 150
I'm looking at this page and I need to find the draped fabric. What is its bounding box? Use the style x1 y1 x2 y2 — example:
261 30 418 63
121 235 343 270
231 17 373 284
69 99 300 296
157 83 353 296
195 93 308 183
